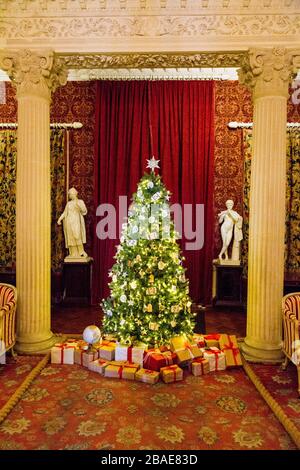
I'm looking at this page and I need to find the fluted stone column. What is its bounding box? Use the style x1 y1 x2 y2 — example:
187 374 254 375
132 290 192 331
0 49 67 353
239 48 296 361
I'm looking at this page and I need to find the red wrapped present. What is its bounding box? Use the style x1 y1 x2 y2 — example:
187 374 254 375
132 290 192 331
143 348 177 371
203 347 226 371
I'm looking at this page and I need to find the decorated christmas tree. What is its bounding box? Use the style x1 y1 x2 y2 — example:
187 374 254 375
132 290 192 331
101 157 195 346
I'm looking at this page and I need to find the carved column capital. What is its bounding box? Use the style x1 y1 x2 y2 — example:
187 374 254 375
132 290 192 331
0 49 67 100
238 48 296 100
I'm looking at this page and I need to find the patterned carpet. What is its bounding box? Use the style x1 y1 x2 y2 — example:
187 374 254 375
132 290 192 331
0 357 296 450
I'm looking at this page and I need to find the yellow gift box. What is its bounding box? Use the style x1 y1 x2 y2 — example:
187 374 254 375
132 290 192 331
99 340 116 361
135 368 160 384
219 334 242 367
160 364 183 383
104 361 139 380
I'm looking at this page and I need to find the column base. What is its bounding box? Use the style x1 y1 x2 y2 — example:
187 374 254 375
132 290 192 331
15 332 59 355
241 339 283 364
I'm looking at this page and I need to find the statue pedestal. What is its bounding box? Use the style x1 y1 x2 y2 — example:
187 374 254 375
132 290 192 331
62 258 93 306
212 260 244 308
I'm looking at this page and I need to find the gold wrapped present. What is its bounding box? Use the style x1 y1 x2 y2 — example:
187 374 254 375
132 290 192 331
170 335 202 365
219 334 242 367
204 334 220 348
203 347 226 372
88 358 110 375
135 368 160 384
160 364 183 383
104 361 139 380
190 357 210 376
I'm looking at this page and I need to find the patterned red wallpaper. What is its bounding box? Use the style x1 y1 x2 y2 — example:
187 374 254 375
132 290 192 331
213 81 253 258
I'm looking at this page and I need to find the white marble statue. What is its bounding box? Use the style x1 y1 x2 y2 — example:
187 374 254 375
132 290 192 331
218 200 243 264
58 187 88 260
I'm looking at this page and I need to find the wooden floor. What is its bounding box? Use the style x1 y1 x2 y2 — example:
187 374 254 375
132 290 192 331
51 304 246 338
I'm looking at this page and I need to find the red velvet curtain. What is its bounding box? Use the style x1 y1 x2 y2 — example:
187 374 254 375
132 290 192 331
93 80 215 305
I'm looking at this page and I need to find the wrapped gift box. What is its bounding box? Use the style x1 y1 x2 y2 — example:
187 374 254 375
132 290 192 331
104 361 139 380
74 348 99 367
203 347 226 372
88 358 110 375
160 364 183 383
143 348 177 371
190 357 209 376
219 334 242 367
99 340 116 361
115 344 145 366
204 334 220 348
103 334 118 342
51 342 76 365
135 368 160 384
192 334 205 348
170 335 202 365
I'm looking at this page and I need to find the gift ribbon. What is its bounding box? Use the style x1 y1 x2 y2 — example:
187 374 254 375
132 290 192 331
204 334 220 341
163 365 178 381
205 349 221 370
55 343 75 364
143 348 163 364
221 335 240 365
162 351 174 366
193 357 207 374
117 363 137 379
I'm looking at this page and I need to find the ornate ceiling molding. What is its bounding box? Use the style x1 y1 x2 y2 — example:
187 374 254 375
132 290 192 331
60 52 247 69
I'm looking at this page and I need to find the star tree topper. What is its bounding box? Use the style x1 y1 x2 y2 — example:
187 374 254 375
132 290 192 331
146 156 160 172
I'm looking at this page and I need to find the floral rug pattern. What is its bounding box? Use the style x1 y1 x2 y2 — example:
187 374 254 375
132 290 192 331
0 360 296 450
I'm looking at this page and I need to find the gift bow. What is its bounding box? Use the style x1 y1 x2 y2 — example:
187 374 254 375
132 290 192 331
204 334 220 341
54 343 75 364
222 335 240 365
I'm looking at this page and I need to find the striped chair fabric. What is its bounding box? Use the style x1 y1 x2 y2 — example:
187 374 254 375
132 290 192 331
282 292 300 396
0 283 17 353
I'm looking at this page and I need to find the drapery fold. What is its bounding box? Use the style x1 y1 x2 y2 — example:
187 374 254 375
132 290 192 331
93 80 215 304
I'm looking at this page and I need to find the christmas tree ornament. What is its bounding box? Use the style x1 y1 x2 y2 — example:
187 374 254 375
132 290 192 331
158 261 165 270
82 325 101 351
145 304 153 312
149 274 155 283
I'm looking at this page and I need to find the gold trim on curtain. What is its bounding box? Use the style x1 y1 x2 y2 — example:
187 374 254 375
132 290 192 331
0 129 66 272
242 128 300 275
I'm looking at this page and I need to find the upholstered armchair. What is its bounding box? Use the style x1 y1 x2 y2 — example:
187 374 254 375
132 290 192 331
282 292 300 396
0 283 17 357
